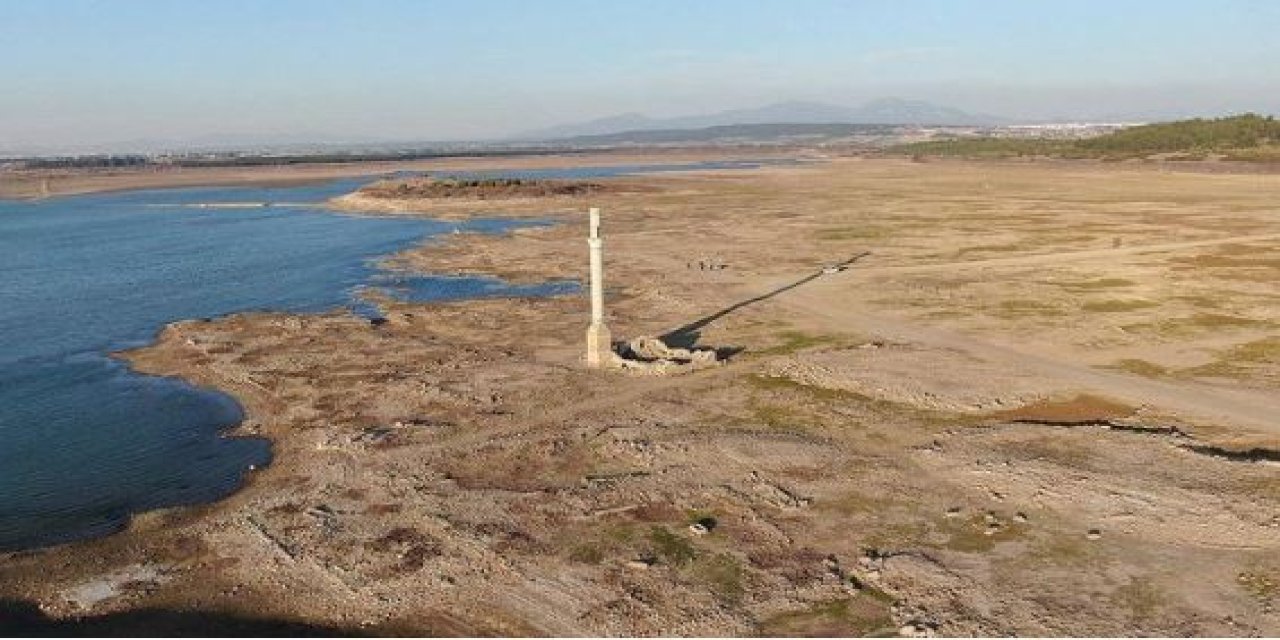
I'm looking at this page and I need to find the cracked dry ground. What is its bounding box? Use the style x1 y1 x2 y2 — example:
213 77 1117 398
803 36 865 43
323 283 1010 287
2 159 1278 636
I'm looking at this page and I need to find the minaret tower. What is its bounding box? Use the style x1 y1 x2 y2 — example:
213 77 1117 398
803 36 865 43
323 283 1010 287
585 207 612 367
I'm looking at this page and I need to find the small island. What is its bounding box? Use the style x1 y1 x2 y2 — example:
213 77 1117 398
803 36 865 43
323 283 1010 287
363 176 611 199
329 176 642 216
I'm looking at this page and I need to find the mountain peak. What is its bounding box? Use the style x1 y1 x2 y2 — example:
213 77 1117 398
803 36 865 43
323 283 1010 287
515 99 1005 140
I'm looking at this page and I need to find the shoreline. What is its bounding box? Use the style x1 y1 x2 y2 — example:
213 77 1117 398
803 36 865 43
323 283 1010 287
2 189 567 553
0 149 798 201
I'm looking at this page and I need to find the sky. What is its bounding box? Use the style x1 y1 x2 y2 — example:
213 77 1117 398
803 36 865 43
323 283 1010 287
2 0 1278 151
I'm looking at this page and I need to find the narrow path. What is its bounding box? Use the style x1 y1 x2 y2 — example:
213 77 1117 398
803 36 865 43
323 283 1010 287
853 231 1280 276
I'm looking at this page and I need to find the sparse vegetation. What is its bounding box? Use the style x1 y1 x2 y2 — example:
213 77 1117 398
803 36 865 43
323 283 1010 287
1112 577 1165 622
1237 569 1278 604
1180 337 1280 379
759 595 896 637
816 225 891 241
1169 252 1280 270
1124 313 1274 338
690 553 746 604
567 543 606 564
1056 277 1136 291
1105 358 1169 378
685 510 718 531
358 176 615 200
939 513 1027 553
748 399 811 430
820 488 893 515
995 394 1135 423
648 526 698 565
1082 299 1159 313
756 330 846 356
995 299 1059 317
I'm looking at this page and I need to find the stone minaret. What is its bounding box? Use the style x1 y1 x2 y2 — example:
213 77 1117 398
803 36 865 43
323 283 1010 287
585 207 612 367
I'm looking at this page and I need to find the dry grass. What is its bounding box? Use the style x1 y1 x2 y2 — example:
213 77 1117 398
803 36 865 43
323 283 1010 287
1124 313 1273 338
995 394 1135 423
759 595 896 637
1082 299 1159 313
1055 277 1137 291
1112 577 1166 622
1180 337 1280 380
939 513 1029 553
755 330 847 356
1104 358 1169 378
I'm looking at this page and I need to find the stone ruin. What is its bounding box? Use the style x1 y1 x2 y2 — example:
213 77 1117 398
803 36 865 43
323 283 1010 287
606 336 721 375
584 207 723 375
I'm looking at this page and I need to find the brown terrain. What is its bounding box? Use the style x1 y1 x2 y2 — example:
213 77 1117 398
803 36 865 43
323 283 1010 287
0 148 791 200
1 156 1278 636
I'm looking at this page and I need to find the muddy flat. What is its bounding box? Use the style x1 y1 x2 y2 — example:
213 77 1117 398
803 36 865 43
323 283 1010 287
2 157 1277 636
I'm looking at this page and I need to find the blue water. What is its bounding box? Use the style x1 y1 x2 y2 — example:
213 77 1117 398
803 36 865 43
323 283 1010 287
0 160 770 551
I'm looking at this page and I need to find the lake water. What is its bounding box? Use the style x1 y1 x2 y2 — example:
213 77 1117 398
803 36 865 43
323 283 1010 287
0 160 768 551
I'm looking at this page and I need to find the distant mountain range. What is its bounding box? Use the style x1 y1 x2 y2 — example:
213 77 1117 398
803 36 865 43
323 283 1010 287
547 122 905 146
515 98 1008 141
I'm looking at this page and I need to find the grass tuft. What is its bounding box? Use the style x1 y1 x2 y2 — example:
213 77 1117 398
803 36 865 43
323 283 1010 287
1082 299 1159 313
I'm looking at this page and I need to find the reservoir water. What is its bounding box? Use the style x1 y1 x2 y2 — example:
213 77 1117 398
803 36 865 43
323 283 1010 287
0 161 766 551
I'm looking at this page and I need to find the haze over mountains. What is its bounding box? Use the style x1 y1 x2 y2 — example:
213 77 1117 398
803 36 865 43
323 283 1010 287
8 96 1275 157
515 98 1009 140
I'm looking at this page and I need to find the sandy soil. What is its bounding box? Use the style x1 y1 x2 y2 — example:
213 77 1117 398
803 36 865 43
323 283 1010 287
1 158 1278 636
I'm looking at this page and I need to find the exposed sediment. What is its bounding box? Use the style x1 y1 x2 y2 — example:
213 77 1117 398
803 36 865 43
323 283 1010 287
2 158 1278 636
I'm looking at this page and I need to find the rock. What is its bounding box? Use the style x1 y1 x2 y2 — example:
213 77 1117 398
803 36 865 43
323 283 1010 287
306 504 336 518
1086 528 1102 540
688 523 710 536
944 507 962 518
1013 512 1028 523
614 336 721 374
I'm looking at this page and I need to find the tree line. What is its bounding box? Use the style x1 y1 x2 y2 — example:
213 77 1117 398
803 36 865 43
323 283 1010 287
894 114 1280 160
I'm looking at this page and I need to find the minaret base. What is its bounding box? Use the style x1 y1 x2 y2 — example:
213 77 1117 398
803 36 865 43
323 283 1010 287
585 322 613 368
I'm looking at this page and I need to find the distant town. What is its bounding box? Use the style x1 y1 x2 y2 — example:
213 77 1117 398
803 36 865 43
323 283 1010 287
1 121 1140 170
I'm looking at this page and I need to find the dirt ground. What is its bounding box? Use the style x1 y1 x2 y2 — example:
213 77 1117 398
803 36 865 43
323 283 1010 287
1 157 1278 636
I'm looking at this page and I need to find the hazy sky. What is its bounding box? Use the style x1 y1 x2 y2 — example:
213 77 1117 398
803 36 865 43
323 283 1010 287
3 0 1278 149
